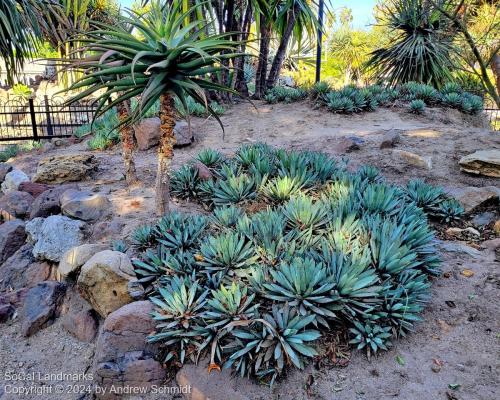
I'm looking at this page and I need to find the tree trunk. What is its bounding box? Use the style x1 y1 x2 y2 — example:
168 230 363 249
254 23 271 99
117 100 138 185
266 3 300 90
491 53 500 100
234 1 252 97
156 93 176 216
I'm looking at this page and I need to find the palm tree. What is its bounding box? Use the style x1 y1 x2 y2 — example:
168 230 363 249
0 0 65 85
66 0 241 214
366 0 456 87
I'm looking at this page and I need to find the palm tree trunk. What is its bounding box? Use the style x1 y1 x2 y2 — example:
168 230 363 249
266 3 300 90
117 100 138 185
254 23 271 99
156 93 176 215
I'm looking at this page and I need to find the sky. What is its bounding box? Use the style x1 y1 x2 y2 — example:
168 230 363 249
118 0 377 29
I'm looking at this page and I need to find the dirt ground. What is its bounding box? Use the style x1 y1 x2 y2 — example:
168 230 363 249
1 101 499 400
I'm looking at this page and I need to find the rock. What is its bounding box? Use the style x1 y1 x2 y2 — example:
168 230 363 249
437 240 481 257
60 189 111 221
494 220 500 235
1 169 29 194
26 215 85 262
33 154 99 184
128 280 146 300
0 244 34 291
176 362 251 400
445 186 500 213
0 288 29 308
393 150 432 169
0 303 15 323
21 281 67 337
332 137 360 154
62 309 98 342
29 183 79 219
51 137 69 147
459 149 500 178
174 120 195 147
0 162 13 182
134 117 160 151
472 212 496 226
78 250 136 317
0 190 34 220
379 130 402 149
482 238 500 252
194 161 213 181
445 227 480 237
93 301 164 399
91 218 126 242
0 220 26 263
41 142 55 152
59 243 108 280
18 181 51 198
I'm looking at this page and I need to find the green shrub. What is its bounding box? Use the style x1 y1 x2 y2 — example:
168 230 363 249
133 145 462 383
12 83 32 99
264 86 307 103
409 99 426 114
441 92 462 108
0 145 19 162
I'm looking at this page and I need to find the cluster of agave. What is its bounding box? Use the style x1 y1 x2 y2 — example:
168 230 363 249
266 81 483 116
131 144 463 384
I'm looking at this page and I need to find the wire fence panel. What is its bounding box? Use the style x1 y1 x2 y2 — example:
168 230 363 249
0 96 97 141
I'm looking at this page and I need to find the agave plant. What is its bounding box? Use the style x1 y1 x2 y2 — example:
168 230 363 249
154 212 207 252
405 179 444 211
359 184 400 216
224 304 320 382
409 99 426 114
349 320 392 358
429 198 464 223
170 165 200 200
282 195 330 232
210 206 246 230
131 224 156 249
65 0 242 214
260 176 305 203
149 277 209 363
212 174 257 206
197 232 259 275
196 149 225 169
262 257 336 326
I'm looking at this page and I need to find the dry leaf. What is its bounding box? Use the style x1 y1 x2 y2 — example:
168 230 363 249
461 269 474 277
194 254 204 262
208 363 221 373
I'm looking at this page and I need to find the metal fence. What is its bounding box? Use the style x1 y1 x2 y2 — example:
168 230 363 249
0 96 97 142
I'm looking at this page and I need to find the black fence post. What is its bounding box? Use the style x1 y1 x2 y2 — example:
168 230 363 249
28 98 39 141
44 95 54 137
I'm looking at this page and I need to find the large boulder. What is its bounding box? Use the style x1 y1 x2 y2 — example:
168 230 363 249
18 181 51 198
77 250 137 317
58 243 108 280
0 190 34 220
445 186 500 213
459 149 500 178
62 309 99 342
29 183 79 219
0 162 13 183
32 154 99 184
60 189 111 221
0 219 26 263
21 281 67 337
1 169 29 194
134 117 161 151
26 215 85 262
134 118 193 151
93 301 165 399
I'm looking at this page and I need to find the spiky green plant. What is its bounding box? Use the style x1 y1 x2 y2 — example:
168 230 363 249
405 179 444 211
170 165 200 200
196 149 225 168
430 198 464 223
442 92 462 108
197 232 258 275
210 206 246 230
310 81 331 98
409 99 426 114
282 196 330 232
111 239 128 253
154 212 207 252
212 174 257 206
131 224 155 249
149 278 209 364
359 184 400 216
349 320 392 358
262 258 336 326
260 176 305 203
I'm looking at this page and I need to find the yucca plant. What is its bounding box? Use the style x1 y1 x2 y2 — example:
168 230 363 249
349 320 392 358
65 0 242 214
197 232 259 276
262 258 336 326
154 212 207 252
149 278 209 363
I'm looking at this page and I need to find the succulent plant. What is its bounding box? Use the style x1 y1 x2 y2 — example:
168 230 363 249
442 92 462 108
210 206 246 230
282 195 330 232
430 198 464 223
349 320 392 358
212 174 257 206
196 148 225 168
149 278 209 364
260 176 305 203
409 99 426 114
154 212 207 252
359 184 400 216
405 179 444 211
170 165 200 199
131 224 156 249
111 239 128 253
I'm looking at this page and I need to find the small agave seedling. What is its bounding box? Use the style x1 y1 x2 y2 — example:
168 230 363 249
349 320 392 358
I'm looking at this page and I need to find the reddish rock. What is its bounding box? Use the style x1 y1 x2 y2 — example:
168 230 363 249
445 186 499 213
29 183 79 219
134 117 160 151
21 281 67 337
25 262 56 286
194 161 213 181
0 190 34 220
0 288 29 308
18 181 51 198
0 244 34 291
0 220 26 263
93 301 164 399
62 309 99 342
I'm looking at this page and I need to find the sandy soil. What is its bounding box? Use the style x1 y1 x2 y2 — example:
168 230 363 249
1 101 499 400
